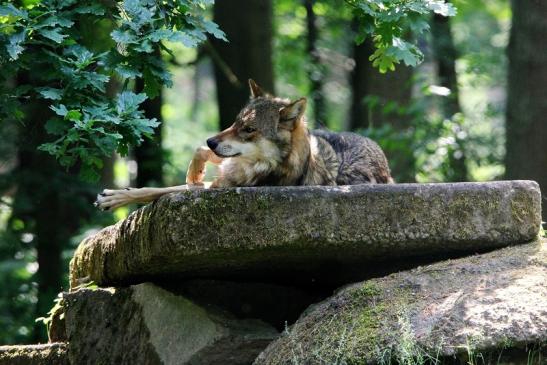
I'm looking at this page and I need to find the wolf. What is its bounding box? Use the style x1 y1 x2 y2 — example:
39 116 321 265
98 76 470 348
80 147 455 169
94 79 393 210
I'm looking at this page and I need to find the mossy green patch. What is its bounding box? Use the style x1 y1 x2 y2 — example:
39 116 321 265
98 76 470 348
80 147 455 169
274 280 415 365
354 282 382 298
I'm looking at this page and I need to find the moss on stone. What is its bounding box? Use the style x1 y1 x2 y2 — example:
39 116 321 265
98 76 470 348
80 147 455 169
0 344 68 365
255 240 547 365
354 282 382 298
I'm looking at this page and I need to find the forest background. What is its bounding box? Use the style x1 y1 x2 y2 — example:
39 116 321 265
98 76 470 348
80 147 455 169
0 0 545 344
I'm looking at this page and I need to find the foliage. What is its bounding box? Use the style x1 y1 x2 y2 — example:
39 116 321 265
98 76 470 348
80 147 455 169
360 73 506 183
35 291 64 335
0 0 224 180
0 203 115 344
0 0 456 178
347 0 456 72
0 224 38 344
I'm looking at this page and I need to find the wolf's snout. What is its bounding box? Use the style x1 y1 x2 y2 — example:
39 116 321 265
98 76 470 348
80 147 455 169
207 138 219 150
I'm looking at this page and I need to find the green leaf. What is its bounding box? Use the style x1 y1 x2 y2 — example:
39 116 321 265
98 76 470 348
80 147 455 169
86 155 103 168
118 144 129 157
355 32 367 45
202 20 227 41
7 31 26 60
387 37 423 67
0 4 27 19
50 104 69 117
148 29 176 42
111 29 137 44
37 87 63 100
45 118 68 135
168 31 199 48
79 163 100 182
369 48 397 73
81 71 110 92
66 110 82 122
134 40 153 53
38 142 60 156
116 92 147 114
130 117 159 134
58 0 79 8
37 15 74 28
75 49 94 68
142 67 161 98
199 0 215 7
122 0 154 25
92 134 119 155
409 19 430 35
115 65 142 79
428 1 457 17
39 29 68 44
74 4 105 15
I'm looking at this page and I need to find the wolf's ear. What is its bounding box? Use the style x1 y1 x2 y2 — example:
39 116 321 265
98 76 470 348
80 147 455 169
279 98 307 128
249 79 265 98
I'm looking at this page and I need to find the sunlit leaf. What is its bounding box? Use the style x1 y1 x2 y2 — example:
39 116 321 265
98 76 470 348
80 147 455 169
37 88 63 100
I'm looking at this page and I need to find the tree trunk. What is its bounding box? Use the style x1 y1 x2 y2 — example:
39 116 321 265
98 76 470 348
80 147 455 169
505 0 547 221
349 32 414 182
304 0 326 126
349 38 374 131
431 14 460 117
431 12 467 182
211 0 274 130
135 76 164 187
349 39 413 130
100 79 121 188
9 81 86 342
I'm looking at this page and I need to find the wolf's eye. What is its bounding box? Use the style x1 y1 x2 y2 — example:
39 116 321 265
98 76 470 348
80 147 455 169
243 126 256 133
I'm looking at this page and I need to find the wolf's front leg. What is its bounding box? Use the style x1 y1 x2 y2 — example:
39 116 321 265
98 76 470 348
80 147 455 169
186 146 223 185
94 186 197 211
95 147 223 211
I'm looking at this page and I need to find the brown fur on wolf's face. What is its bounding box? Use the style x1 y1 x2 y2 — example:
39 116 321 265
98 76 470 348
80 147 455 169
207 97 288 157
206 97 303 159
206 81 308 187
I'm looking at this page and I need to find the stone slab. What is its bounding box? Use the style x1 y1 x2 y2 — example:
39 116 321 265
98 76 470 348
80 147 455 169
0 343 68 365
70 181 541 288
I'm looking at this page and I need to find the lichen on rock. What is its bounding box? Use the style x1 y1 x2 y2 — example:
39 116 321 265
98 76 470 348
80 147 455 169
254 240 547 364
0 343 68 365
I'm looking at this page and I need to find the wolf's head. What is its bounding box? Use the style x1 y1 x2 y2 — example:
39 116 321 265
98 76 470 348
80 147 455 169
207 80 307 164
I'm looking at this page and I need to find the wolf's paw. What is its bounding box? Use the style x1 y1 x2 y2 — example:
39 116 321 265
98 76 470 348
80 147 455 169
94 188 134 211
186 158 206 185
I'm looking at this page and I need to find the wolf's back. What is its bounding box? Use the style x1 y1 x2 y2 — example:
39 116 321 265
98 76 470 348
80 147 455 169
311 130 393 185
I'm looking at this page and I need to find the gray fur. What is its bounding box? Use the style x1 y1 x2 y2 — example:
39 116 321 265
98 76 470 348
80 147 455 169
311 130 393 185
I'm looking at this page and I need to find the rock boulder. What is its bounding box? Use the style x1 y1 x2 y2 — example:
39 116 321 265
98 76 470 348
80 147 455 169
255 240 547 364
70 181 541 288
55 283 277 365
